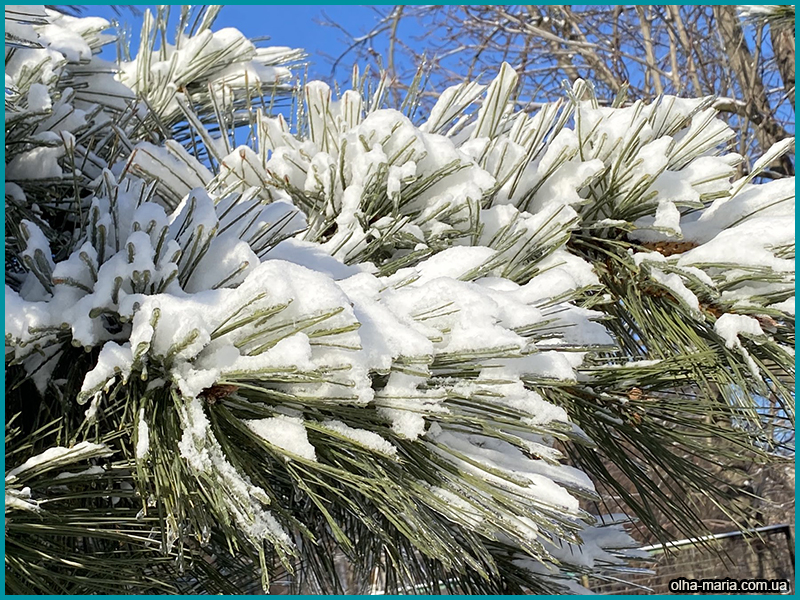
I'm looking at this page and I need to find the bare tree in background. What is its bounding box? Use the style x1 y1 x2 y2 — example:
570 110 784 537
326 5 795 176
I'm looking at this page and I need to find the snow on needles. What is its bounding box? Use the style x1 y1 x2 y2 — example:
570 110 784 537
4 6 795 592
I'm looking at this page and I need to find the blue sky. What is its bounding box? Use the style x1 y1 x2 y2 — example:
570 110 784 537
88 5 412 85
82 4 793 147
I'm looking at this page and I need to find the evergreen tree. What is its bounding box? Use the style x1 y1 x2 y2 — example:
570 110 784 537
5 6 794 594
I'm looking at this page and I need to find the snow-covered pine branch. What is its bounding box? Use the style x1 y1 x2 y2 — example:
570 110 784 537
5 5 794 595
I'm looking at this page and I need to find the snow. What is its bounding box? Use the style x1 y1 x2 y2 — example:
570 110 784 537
649 268 701 317
39 90 90 135
411 246 497 284
319 420 397 457
175 398 293 550
4 12 795 589
383 276 526 355
546 516 648 569
219 333 314 375
384 409 428 440
264 238 362 280
770 297 794 315
5 487 40 513
472 62 518 139
54 465 106 480
130 142 212 204
6 441 113 481
505 351 582 382
714 314 765 350
421 81 485 134
27 83 51 112
714 313 767 377
136 407 150 459
78 342 133 402
38 19 95 62
679 217 794 274
682 177 794 245
6 136 65 180
652 199 681 235
427 427 581 512
515 250 600 304
467 380 570 426
339 272 434 373
425 484 485 527
118 18 298 122
738 5 788 18
246 416 317 461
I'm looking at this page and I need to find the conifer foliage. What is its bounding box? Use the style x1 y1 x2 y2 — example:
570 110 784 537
5 6 794 594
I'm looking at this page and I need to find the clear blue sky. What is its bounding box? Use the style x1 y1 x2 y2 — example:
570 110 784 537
87 5 414 85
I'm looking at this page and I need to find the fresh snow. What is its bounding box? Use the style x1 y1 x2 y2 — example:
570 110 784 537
4 8 795 589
